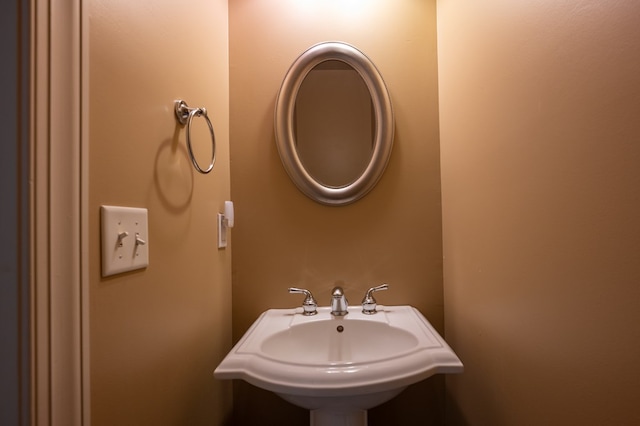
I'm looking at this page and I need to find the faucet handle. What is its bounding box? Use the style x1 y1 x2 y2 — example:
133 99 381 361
361 283 389 315
288 287 318 316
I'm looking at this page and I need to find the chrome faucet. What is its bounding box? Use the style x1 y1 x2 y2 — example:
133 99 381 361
288 287 318 316
361 283 389 315
330 286 349 316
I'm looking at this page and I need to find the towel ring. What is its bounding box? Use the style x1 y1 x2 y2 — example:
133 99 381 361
174 99 216 174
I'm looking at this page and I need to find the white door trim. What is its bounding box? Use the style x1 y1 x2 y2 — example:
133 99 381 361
31 0 89 424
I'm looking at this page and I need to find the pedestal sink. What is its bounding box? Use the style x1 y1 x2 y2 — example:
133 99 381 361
214 305 463 425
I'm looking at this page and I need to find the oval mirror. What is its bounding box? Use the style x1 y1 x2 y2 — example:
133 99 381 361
275 42 394 206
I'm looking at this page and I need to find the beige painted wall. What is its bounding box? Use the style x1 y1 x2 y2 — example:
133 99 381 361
438 1 640 424
229 0 443 424
88 1 232 424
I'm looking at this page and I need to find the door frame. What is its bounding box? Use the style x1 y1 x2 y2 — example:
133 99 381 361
31 0 89 424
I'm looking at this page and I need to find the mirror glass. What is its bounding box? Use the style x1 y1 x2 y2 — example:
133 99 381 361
295 60 374 188
275 42 394 206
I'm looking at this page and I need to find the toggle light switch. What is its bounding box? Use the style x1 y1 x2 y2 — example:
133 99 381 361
100 205 149 277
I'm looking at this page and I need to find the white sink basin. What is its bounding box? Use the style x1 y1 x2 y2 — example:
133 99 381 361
261 316 419 365
214 305 462 425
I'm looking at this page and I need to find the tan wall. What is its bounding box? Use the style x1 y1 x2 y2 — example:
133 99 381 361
229 0 443 424
88 1 232 424
438 1 640 424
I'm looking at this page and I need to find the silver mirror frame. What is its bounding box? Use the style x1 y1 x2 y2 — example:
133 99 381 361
275 42 394 206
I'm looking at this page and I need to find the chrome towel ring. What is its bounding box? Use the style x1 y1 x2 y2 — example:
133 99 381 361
174 99 216 174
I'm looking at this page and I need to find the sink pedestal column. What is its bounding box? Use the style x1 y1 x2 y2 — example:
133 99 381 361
310 408 367 426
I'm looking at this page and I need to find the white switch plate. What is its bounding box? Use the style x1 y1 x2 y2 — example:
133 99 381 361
100 205 149 277
218 213 228 248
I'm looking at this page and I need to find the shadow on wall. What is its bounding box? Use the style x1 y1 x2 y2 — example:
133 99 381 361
224 376 448 426
369 377 445 426
444 386 471 426
226 381 308 426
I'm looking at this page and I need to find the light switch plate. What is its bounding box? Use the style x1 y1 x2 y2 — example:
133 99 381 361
100 205 149 277
218 213 228 248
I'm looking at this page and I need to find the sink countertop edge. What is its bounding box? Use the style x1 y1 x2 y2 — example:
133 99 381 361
213 305 463 397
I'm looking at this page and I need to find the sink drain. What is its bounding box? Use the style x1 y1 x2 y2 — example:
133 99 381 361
336 325 344 333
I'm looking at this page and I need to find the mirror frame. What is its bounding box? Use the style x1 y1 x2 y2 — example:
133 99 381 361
275 41 394 206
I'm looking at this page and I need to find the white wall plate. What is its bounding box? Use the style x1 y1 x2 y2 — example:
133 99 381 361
100 205 149 277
